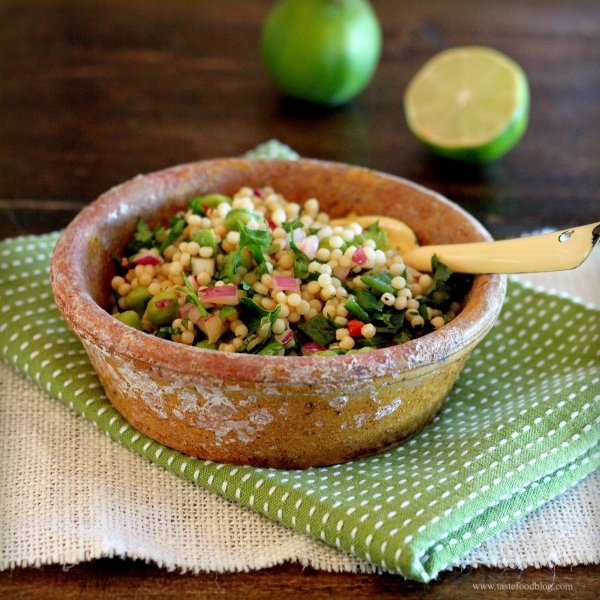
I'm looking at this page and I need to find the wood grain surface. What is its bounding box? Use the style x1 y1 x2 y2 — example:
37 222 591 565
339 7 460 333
1 0 598 597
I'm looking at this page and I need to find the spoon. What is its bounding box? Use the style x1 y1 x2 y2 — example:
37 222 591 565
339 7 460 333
403 222 600 274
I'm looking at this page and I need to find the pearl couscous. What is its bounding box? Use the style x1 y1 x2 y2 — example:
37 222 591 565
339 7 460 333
108 187 471 355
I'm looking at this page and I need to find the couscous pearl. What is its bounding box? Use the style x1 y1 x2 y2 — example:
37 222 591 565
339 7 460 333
278 304 290 318
339 255 353 268
253 282 268 295
316 248 331 262
181 331 195 345
419 274 433 289
341 229 355 243
410 315 425 328
138 273 152 287
309 298 322 311
330 249 343 260
336 328 350 341
361 323 377 338
232 337 244 349
297 300 311 316
389 263 405 276
323 305 337 319
188 214 203 226
275 291 287 304
431 316 445 329
336 304 348 317
148 282 161 296
374 250 387 265
262 297 276 311
304 198 319 214
217 203 231 218
272 209 286 225
317 273 332 287
391 276 406 289
304 280 320 296
393 296 407 310
410 283 422 296
339 336 355 350
272 318 287 335
320 284 336 300
334 316 348 326
187 241 200 255
199 246 214 258
118 283 131 297
287 312 301 323
111 276 125 290
287 293 302 307
407 298 420 310
196 272 211 286
169 262 183 276
278 254 294 270
381 292 395 306
307 308 319 319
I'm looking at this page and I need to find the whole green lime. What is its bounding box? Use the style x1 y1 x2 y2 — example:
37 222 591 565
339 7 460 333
260 0 382 106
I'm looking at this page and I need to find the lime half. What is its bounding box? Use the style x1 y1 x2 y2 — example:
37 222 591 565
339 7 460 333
404 46 529 162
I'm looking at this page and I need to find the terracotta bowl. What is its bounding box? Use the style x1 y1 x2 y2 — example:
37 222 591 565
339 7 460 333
50 158 506 469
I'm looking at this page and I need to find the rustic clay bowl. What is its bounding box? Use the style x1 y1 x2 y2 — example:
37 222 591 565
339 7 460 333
51 158 506 469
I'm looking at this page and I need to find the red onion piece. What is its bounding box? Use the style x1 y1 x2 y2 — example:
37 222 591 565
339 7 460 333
301 341 326 356
155 298 174 309
292 229 306 244
279 329 294 344
352 246 367 265
299 235 319 260
131 252 163 266
179 302 202 324
273 276 300 292
199 285 239 305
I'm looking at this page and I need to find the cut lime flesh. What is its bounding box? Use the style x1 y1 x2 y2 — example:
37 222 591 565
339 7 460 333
404 46 529 162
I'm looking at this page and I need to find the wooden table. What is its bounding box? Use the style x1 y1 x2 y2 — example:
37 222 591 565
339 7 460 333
1 1 598 597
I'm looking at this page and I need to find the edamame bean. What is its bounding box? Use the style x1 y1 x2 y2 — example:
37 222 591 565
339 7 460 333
124 286 151 315
114 310 142 330
143 289 179 325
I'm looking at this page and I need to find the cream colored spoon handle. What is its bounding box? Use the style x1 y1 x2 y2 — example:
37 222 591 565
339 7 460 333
403 222 600 274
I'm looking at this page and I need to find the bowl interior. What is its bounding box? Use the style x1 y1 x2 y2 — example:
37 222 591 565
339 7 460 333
51 158 505 382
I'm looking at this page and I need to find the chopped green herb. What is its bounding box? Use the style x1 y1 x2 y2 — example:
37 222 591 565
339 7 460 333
155 326 182 339
176 273 208 317
363 221 390 251
124 218 156 257
158 215 186 255
298 314 337 347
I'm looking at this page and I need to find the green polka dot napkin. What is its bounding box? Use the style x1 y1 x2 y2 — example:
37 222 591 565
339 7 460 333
1 154 599 582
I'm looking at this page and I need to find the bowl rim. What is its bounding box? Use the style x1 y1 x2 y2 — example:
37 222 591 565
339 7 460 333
50 157 506 384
